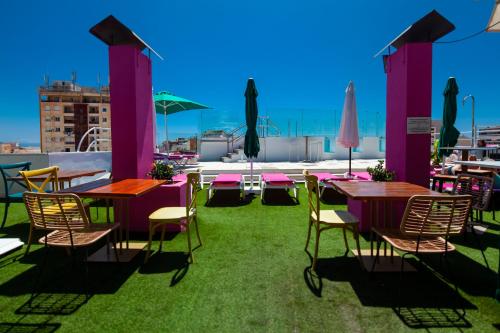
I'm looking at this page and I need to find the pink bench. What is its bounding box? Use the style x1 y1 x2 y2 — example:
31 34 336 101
207 173 245 204
260 173 299 203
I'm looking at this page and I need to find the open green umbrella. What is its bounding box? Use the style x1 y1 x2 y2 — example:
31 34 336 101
244 78 260 189
438 77 460 158
154 91 209 151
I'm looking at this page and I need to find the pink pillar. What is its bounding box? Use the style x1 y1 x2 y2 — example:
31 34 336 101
108 45 186 232
385 43 432 187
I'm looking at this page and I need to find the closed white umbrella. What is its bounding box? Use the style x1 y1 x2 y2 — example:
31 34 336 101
337 81 359 176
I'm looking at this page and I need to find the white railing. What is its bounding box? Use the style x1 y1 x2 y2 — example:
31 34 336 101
77 127 111 152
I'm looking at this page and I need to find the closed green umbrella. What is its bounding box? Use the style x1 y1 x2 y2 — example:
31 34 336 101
438 77 460 158
154 91 209 151
244 78 260 190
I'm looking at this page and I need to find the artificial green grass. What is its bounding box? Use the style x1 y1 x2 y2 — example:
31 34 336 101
0 187 499 332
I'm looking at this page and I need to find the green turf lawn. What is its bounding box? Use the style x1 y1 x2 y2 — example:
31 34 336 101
0 187 499 332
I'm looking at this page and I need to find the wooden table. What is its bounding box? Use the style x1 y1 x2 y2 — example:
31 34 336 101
10 169 106 189
59 178 166 262
431 174 458 192
440 146 499 172
330 181 445 271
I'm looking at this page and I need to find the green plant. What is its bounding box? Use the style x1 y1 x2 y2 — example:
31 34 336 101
148 160 175 180
366 160 395 182
431 139 441 166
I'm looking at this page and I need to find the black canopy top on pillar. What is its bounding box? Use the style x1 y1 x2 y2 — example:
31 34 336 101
90 15 163 60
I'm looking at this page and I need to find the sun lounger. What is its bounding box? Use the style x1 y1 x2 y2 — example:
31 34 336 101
206 173 245 204
260 173 299 203
311 172 347 197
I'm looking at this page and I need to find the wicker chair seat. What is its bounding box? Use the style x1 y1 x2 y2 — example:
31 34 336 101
38 224 119 248
372 227 456 253
311 210 358 225
149 207 196 223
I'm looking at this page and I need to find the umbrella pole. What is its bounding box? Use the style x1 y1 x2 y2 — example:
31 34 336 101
164 107 168 153
349 147 352 176
250 158 254 190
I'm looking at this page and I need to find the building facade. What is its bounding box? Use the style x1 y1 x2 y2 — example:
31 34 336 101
39 80 111 152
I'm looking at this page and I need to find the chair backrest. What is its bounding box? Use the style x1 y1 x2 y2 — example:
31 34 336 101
452 174 493 211
186 172 201 216
0 162 31 197
400 195 472 238
23 192 89 243
19 166 59 193
304 174 320 220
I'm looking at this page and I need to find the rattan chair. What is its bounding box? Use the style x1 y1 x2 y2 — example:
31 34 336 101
145 172 202 264
371 195 472 314
452 174 493 223
23 192 119 301
0 161 31 228
304 173 361 271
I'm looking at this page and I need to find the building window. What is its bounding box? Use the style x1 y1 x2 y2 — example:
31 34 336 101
45 117 51 121
65 148 71 152
54 105 61 111
64 106 73 113
44 105 50 111
55 128 61 132
102 117 107 123
102 107 107 113
41 95 48 101
54 117 60 122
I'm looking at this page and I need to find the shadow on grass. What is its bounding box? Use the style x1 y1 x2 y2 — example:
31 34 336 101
206 191 253 207
139 251 190 286
261 189 299 206
0 247 139 314
0 321 61 332
493 323 500 330
304 254 475 329
319 188 347 205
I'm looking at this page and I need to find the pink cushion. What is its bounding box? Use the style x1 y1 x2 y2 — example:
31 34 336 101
311 173 347 182
351 171 371 180
212 174 242 187
261 173 294 186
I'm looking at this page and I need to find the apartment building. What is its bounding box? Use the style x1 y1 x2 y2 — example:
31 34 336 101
39 80 111 152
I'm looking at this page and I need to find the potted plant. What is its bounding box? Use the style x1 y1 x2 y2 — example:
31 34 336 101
148 160 175 182
367 160 395 182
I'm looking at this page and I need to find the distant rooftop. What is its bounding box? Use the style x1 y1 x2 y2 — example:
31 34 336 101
39 80 109 94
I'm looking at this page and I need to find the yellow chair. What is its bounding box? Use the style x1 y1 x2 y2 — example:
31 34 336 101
19 166 60 193
145 172 202 264
304 173 361 271
19 166 61 255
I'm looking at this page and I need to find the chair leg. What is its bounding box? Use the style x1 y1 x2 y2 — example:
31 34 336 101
159 226 166 252
186 223 194 263
312 227 321 271
193 215 202 246
1 202 9 228
342 228 350 256
30 243 49 306
83 248 90 301
370 234 382 273
397 252 410 314
25 224 34 256
443 253 466 318
353 225 363 269
304 219 313 251
144 223 155 264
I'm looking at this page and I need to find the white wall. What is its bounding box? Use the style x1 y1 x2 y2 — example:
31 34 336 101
199 136 386 162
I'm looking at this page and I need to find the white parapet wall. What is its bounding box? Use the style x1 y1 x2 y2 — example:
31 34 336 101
199 136 385 162
0 152 112 196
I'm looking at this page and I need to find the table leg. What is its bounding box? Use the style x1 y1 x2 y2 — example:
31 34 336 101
438 180 444 193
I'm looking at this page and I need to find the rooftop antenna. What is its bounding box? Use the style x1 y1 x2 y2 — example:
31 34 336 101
43 74 49 87
97 73 101 92
71 71 77 91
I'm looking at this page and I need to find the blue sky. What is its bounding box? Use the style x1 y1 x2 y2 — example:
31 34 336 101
0 0 499 144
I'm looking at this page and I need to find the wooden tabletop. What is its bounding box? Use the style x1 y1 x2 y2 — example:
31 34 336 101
330 181 444 200
59 178 166 199
9 169 106 181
